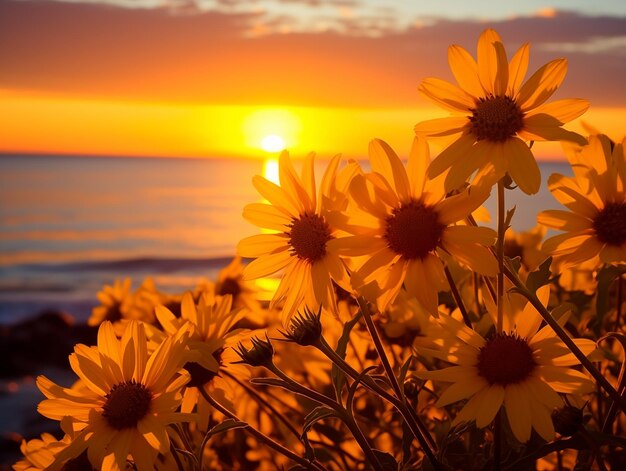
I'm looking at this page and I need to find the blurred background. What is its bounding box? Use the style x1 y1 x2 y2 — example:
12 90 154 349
1 1 626 462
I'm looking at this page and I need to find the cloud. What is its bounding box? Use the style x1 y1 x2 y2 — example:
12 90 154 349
1 1 625 107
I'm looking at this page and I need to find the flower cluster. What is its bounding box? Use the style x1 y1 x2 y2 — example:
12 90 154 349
12 28 626 471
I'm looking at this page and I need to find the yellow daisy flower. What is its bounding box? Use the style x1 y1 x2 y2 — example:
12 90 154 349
13 433 77 471
328 137 497 314
237 151 357 322
36 320 192 471
154 292 249 429
417 286 596 443
88 278 158 334
415 28 588 195
538 134 626 266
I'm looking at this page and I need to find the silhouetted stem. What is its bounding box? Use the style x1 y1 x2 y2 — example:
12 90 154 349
444 265 472 328
356 297 442 470
198 386 326 471
267 364 384 470
496 178 506 334
317 335 437 452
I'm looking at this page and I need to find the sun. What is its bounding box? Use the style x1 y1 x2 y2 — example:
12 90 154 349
260 134 286 152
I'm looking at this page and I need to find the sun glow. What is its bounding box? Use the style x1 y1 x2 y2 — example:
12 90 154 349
262 158 280 184
243 109 301 153
261 134 286 152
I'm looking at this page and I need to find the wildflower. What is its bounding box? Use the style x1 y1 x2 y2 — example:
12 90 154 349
329 137 497 314
36 321 192 470
88 278 158 334
416 286 596 442
415 28 588 194
279 307 323 346
234 334 275 367
538 134 626 266
153 292 248 428
237 152 357 322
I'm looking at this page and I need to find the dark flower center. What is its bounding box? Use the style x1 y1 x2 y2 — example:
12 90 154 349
477 333 536 385
102 380 152 430
184 349 223 388
384 201 444 260
470 95 524 142
104 302 123 323
218 277 242 299
288 212 332 262
593 202 626 246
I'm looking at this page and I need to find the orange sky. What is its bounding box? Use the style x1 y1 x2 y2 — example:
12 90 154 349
1 1 626 160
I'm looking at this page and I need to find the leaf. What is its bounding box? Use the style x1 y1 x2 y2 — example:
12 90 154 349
525 256 553 294
504 255 521 275
303 406 338 433
205 418 248 439
372 449 399 471
331 310 363 401
300 406 339 462
594 265 626 336
504 206 516 230
397 355 414 400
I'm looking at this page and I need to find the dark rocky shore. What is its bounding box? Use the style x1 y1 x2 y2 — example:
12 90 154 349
0 311 98 468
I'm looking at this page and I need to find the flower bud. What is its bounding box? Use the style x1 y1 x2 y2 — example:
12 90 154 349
234 334 274 367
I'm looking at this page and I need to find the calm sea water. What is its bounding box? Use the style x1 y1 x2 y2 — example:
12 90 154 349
0 155 570 324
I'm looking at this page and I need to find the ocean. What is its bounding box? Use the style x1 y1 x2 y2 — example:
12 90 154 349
0 154 570 325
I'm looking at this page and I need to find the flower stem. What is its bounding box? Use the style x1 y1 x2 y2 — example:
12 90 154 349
496 178 506 333
444 265 472 328
317 335 437 452
266 363 384 470
356 297 442 470
198 386 326 471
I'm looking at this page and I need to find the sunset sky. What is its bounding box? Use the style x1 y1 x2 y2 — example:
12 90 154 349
1 0 626 160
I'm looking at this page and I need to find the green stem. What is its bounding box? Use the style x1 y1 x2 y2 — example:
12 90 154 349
224 370 302 441
267 364 384 470
444 265 472 328
318 335 436 451
356 297 442 470
496 178 506 334
198 386 326 471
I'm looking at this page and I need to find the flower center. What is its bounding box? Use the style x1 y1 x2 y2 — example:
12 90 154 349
593 202 626 246
185 349 223 388
469 95 524 142
218 277 242 299
384 201 444 260
288 212 332 262
102 380 152 430
477 333 536 385
104 303 123 323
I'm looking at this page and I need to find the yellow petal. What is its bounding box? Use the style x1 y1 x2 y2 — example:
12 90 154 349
476 28 502 95
505 383 532 442
448 44 484 97
419 77 475 112
369 138 410 203
504 137 541 195
475 385 504 428
237 233 288 258
516 59 568 111
242 203 292 231
427 133 476 179
242 251 292 280
507 43 530 96
537 210 592 232
525 98 589 124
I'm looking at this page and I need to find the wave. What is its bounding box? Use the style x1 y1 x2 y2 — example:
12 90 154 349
9 255 238 273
